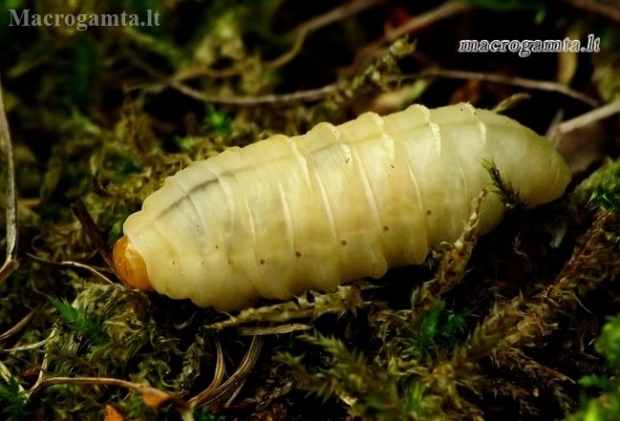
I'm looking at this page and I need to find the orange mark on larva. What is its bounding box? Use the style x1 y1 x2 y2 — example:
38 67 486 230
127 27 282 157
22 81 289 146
112 236 153 292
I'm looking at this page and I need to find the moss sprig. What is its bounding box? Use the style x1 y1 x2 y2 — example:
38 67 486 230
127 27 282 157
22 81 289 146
588 166 620 213
482 159 524 209
49 296 107 345
0 376 30 421
566 315 620 421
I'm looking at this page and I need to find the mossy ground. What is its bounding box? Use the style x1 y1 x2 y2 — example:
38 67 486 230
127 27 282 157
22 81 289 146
1 1 620 420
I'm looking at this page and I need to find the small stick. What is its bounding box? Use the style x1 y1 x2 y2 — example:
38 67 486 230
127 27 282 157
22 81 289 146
188 336 264 408
164 67 599 108
288 0 387 39
401 68 599 107
351 1 471 70
29 375 188 408
0 77 19 286
550 100 620 145
70 199 116 276
0 307 39 342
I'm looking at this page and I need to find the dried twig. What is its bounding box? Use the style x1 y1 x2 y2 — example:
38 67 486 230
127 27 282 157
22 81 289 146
71 199 116 275
172 0 384 82
237 323 311 336
401 68 599 107
550 100 620 145
0 307 39 342
351 1 471 71
187 338 225 407
0 77 19 285
25 252 115 285
164 78 338 106
188 336 264 408
165 66 599 108
288 0 387 38
29 376 188 408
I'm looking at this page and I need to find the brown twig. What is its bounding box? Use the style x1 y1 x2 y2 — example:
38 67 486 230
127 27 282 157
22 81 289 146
164 78 339 106
174 27 309 81
237 323 311 336
400 68 600 107
165 66 599 108
0 307 39 342
264 28 307 70
70 199 116 275
351 1 472 72
188 336 264 408
187 338 225 406
288 0 387 39
29 376 188 408
171 0 384 82
0 77 19 286
550 100 620 145
26 252 115 285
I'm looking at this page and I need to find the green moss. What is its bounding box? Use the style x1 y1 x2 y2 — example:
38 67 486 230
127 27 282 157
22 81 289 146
49 296 108 345
588 163 620 213
1 2 619 420
566 316 620 421
0 376 30 421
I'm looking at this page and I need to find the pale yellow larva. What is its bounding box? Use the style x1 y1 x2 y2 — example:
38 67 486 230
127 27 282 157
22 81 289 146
113 103 571 311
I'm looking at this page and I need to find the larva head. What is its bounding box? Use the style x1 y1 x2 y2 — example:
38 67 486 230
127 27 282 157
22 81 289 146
113 236 154 292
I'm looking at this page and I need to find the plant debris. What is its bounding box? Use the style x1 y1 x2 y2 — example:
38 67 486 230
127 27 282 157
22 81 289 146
1 1 620 420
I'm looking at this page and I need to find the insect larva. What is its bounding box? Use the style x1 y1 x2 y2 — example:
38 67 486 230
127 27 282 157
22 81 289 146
113 103 571 311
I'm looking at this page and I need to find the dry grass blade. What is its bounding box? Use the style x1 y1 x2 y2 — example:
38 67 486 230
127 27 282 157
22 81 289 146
28 376 188 408
0 307 38 342
165 78 338 106
551 100 620 144
288 0 387 38
71 199 116 276
189 336 264 408
401 69 600 107
0 78 19 286
25 252 115 285
351 1 471 70
237 324 311 336
166 65 600 108
187 338 225 407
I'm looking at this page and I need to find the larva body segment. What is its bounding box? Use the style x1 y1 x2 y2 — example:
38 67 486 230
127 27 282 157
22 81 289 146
115 103 571 311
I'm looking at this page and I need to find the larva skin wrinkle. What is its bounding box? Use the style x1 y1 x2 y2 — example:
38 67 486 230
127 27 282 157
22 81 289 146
114 103 571 311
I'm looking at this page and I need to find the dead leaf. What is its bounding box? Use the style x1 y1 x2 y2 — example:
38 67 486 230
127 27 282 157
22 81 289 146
104 405 124 421
140 386 188 409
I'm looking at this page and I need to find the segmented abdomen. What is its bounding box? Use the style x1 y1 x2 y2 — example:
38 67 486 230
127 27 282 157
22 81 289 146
121 103 570 310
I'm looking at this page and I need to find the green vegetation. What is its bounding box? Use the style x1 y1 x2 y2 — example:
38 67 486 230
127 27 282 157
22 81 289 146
1 1 619 420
